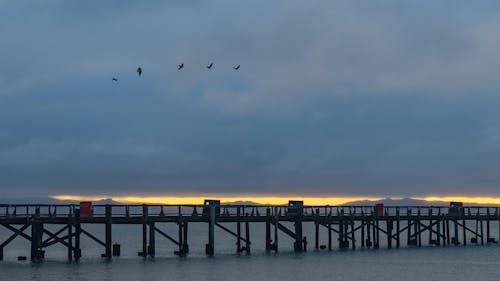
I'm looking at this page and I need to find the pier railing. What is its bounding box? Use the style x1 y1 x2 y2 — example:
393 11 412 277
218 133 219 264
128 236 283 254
1 204 499 218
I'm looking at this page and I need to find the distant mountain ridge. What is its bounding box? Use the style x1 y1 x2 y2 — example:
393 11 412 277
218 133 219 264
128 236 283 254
1 197 499 207
342 198 441 206
342 198 500 207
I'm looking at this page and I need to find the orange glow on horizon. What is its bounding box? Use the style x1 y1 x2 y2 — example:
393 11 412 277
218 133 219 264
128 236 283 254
415 196 500 205
51 194 384 205
50 194 500 205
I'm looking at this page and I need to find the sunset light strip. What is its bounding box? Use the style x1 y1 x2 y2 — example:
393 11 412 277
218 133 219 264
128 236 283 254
51 195 384 205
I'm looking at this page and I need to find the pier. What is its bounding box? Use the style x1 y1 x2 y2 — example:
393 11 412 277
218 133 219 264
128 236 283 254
1 201 499 262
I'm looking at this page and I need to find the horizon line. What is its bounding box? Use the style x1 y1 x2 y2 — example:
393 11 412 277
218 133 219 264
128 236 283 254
49 194 500 206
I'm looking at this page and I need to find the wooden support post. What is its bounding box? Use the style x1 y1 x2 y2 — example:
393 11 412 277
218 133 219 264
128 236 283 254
417 209 422 247
498 208 500 244
67 213 73 261
104 205 112 259
294 209 303 252
177 220 185 256
245 221 250 254
315 208 320 250
361 213 365 248
30 220 38 262
141 204 148 257
265 208 271 251
366 216 372 248
315 222 320 250
0 246 3 261
338 209 348 249
38 222 44 259
351 217 355 250
74 208 81 260
375 216 380 249
413 217 418 246
183 221 189 254
30 209 43 262
407 208 412 246
454 219 459 246
436 215 441 246
338 216 344 249
442 216 446 246
462 218 467 246
435 210 442 246
474 216 479 244
396 208 400 248
274 207 279 253
372 217 377 248
387 220 393 249
30 209 37 261
148 221 155 257
328 217 332 250
237 207 242 252
487 209 491 243
428 208 433 245
33 207 45 262
206 203 215 256
446 219 450 245
480 218 484 246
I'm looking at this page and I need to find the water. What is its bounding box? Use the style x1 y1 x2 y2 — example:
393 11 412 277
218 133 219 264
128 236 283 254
1 223 500 281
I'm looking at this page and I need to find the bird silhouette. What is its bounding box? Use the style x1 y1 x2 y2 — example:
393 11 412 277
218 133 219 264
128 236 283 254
137 67 142 76
178 63 184 70
206 62 213 69
233 65 240 70
112 77 118 82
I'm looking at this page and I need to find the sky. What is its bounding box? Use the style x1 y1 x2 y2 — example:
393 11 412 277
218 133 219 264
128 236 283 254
2 1 500 200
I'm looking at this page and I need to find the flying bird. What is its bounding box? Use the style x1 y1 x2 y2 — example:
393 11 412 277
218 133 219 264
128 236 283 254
137 67 142 76
233 65 240 70
178 63 184 70
206 62 213 69
112 77 118 82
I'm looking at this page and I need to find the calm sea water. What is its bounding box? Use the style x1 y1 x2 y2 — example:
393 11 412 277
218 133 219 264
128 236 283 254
1 222 500 281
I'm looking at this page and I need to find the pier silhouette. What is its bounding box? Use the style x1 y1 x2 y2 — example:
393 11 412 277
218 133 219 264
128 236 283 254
1 201 499 262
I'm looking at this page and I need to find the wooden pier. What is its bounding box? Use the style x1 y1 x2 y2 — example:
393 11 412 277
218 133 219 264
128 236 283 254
1 201 499 262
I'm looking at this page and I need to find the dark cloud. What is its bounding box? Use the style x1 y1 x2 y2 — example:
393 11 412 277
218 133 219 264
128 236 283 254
1 1 500 197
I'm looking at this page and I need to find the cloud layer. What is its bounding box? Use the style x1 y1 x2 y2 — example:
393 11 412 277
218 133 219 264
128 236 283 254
2 1 500 197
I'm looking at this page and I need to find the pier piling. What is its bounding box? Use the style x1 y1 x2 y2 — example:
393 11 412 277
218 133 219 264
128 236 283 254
206 203 215 256
104 205 112 259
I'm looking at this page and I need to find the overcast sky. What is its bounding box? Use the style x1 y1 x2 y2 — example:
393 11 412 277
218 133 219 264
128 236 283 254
2 1 500 198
